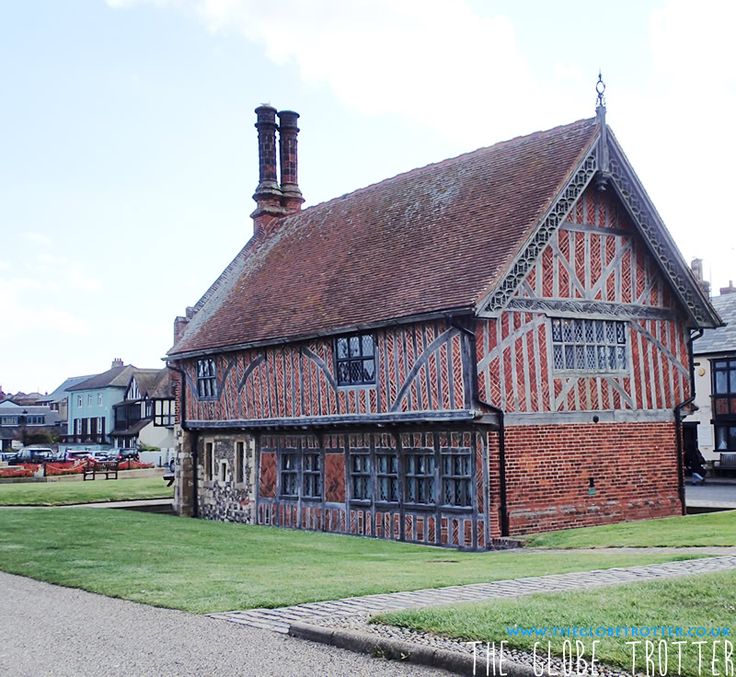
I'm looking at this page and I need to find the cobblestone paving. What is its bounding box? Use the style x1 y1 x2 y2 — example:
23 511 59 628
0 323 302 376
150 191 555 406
210 555 736 634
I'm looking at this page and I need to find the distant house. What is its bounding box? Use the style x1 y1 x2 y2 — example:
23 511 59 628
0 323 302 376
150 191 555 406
38 374 95 433
62 359 135 451
111 369 175 454
686 292 736 465
0 400 61 451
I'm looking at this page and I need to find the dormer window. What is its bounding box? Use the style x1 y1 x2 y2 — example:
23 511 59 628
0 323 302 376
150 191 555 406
196 358 217 398
335 334 376 386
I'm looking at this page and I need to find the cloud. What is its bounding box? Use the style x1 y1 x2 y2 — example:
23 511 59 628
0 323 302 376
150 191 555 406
23 231 54 248
650 0 736 88
105 0 582 143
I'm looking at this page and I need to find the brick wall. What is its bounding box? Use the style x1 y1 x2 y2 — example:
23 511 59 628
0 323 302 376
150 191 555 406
502 421 682 534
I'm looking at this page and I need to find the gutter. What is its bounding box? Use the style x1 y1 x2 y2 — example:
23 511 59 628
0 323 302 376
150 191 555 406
447 317 510 538
166 361 198 518
673 328 703 516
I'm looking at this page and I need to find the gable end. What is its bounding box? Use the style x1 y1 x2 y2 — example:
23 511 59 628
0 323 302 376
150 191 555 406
477 145 599 315
478 129 721 329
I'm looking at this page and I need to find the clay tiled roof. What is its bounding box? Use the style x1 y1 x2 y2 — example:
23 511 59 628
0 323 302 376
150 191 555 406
170 118 600 356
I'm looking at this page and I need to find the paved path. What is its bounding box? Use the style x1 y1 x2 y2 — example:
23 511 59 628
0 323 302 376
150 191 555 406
212 555 736 634
0 498 173 510
685 482 736 509
0 572 449 677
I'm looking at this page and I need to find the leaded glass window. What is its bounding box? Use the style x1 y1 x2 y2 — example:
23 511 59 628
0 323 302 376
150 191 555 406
350 451 371 500
280 452 298 497
196 358 217 398
376 449 399 502
440 447 472 507
302 452 322 498
404 449 435 505
551 318 627 372
335 334 376 386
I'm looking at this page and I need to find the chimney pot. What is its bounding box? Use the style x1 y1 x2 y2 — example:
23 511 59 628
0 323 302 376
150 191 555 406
251 105 285 236
278 109 304 214
111 358 124 369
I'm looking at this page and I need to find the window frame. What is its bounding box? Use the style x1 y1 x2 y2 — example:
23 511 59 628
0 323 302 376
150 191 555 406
714 424 736 452
196 358 218 399
153 399 174 427
302 451 322 500
375 448 399 504
712 358 736 452
403 447 436 507
204 441 214 482
280 451 298 498
550 317 628 374
349 449 371 502
335 333 377 387
440 446 473 508
235 440 245 485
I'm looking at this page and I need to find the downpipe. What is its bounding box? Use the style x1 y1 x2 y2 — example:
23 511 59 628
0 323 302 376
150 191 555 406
448 317 510 538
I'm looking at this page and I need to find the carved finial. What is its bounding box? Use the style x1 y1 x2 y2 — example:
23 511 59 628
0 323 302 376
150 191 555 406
595 70 606 114
595 70 609 191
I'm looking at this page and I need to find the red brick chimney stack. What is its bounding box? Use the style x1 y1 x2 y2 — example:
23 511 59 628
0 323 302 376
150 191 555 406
251 105 285 235
277 110 304 214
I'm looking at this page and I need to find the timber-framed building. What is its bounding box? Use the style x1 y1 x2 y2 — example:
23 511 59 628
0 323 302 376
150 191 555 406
168 93 721 548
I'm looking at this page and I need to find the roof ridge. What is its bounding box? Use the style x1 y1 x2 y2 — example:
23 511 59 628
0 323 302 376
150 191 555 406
282 117 597 223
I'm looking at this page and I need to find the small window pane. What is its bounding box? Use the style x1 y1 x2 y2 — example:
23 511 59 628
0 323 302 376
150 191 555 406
362 360 375 381
716 371 729 394
553 345 564 369
361 335 374 354
335 333 377 386
551 319 562 342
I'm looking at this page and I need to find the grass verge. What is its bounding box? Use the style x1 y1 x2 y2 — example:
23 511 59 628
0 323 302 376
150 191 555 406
374 571 736 677
523 510 736 548
0 509 706 613
0 477 172 506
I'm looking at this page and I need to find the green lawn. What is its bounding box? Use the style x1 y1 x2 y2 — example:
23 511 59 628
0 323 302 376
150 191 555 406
0 477 173 506
522 510 736 548
0 509 705 613
375 571 736 677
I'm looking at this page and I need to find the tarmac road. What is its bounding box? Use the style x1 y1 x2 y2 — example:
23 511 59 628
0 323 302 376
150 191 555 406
0 572 450 677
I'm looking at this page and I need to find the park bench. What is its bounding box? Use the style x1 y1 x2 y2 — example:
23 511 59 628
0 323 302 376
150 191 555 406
716 453 736 471
82 458 119 481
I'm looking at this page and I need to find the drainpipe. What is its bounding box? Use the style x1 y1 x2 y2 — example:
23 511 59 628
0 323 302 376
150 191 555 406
166 361 198 518
673 328 703 516
448 317 510 538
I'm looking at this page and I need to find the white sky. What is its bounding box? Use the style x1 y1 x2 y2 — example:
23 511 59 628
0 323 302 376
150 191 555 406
1 0 735 394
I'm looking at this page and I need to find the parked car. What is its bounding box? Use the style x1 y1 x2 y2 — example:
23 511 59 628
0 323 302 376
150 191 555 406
8 447 55 465
88 451 116 463
114 448 140 461
64 450 94 463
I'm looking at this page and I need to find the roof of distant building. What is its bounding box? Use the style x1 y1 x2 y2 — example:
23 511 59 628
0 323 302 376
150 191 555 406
694 294 736 355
